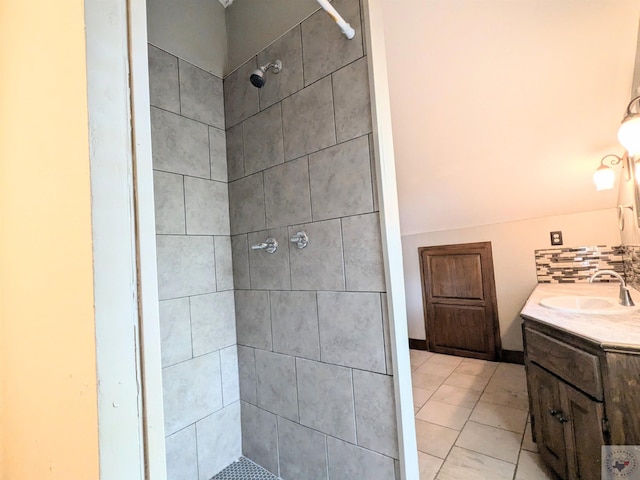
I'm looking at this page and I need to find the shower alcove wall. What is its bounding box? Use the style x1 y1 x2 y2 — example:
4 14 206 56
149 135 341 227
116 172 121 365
148 0 402 478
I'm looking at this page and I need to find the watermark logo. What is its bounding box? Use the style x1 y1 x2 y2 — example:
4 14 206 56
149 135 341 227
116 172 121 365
603 446 640 479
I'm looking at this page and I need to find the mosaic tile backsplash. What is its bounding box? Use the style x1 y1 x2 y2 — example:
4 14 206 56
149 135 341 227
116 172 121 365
535 245 626 283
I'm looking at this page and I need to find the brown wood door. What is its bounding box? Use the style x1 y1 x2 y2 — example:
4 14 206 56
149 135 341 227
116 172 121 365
419 241 501 360
529 363 569 479
562 383 605 480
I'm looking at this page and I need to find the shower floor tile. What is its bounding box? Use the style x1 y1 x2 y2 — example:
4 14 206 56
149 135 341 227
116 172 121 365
212 457 280 480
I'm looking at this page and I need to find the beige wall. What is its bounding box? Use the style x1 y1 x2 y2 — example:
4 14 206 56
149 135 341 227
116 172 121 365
0 1 100 478
226 0 320 73
147 0 227 76
402 209 621 351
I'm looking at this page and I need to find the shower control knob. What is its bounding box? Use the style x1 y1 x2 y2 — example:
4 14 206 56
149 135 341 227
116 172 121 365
290 231 309 249
251 237 278 254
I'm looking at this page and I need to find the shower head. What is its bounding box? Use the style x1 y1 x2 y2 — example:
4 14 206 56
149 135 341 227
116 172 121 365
250 60 282 88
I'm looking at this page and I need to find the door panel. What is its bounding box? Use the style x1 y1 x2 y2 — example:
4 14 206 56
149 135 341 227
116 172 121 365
430 304 488 353
529 364 568 479
419 241 501 360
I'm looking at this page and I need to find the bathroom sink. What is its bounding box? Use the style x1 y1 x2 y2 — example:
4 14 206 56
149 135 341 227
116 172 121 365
539 296 638 314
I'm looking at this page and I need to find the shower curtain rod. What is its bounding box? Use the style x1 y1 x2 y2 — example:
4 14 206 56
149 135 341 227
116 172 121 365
316 0 356 39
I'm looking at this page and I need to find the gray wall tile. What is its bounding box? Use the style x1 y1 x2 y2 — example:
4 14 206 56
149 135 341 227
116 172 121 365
148 45 180 113
255 350 298 421
270 291 320 360
243 103 284 175
153 170 185 235
162 353 223 435
159 298 192 367
238 345 257 405
369 134 379 212
296 358 356 442
278 417 328 480
342 213 385 291
214 236 234 291
317 292 385 373
165 425 198 480
264 156 312 229
332 57 372 143
282 76 336 161
226 123 244 181
229 173 266 234
235 290 272 350
151 107 210 179
196 402 241 479
327 437 395 480
156 235 216 300
179 59 224 129
220 346 240 406
248 227 291 290
301 0 364 86
209 127 227 182
190 291 236 356
258 26 304 110
288 219 345 291
224 58 260 128
231 234 250 289
184 177 230 235
308 135 373 221
353 370 398 458
241 402 279 475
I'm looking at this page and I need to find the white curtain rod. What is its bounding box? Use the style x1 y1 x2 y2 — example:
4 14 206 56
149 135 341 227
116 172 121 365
316 0 356 39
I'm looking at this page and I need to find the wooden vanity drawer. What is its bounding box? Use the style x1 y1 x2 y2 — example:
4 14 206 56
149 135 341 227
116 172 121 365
525 327 602 400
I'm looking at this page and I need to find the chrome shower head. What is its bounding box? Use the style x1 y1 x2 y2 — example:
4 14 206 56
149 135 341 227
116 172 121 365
250 60 282 88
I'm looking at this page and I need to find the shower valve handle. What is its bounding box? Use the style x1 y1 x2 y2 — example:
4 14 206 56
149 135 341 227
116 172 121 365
290 231 309 249
251 237 278 254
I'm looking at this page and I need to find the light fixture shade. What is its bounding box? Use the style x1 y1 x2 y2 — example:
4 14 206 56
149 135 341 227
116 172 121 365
618 113 640 157
593 165 615 190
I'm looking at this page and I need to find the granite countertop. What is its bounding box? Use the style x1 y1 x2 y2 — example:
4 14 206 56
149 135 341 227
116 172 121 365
520 283 640 350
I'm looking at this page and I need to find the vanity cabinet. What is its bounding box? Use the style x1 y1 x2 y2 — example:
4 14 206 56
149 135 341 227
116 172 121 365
523 319 640 480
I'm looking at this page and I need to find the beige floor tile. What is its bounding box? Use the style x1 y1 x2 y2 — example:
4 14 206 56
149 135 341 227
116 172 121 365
426 353 464 367
430 384 481 409
415 419 459 459
469 401 528 434
415 360 458 378
521 421 538 453
414 387 436 409
415 400 472 430
454 360 498 378
485 373 528 394
418 452 444 480
455 421 522 464
419 451 444 480
444 372 490 392
495 363 526 377
515 451 555 480
436 447 515 480
479 385 530 411
412 371 447 391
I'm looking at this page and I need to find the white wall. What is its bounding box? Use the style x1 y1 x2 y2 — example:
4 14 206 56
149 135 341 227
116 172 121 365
381 1 640 235
402 208 621 350
147 0 227 76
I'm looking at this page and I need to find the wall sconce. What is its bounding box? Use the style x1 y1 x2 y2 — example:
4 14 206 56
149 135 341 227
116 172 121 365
618 96 640 157
593 153 630 191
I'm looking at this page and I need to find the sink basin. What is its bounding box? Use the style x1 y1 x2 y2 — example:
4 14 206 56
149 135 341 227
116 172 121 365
539 296 638 314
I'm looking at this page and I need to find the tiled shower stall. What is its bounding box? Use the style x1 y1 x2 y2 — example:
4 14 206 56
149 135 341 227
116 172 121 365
149 0 400 478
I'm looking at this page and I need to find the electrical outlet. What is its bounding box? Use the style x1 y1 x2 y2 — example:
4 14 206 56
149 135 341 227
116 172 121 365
550 231 563 246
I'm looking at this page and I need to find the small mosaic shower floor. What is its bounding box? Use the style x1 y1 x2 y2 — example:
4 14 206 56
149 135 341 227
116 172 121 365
211 457 280 480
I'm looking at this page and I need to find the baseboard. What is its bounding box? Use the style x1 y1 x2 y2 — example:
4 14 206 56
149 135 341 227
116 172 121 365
501 349 525 365
408 338 428 350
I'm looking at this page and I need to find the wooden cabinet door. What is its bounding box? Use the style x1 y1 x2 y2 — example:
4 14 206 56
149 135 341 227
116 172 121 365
562 383 605 480
419 242 501 360
528 363 568 479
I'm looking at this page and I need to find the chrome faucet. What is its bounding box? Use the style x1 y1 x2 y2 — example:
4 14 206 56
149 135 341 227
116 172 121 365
588 270 635 307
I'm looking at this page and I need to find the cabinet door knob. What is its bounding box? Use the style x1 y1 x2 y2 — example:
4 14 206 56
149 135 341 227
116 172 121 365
549 409 568 423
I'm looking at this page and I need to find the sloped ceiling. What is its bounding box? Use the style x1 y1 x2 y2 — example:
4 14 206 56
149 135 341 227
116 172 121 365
381 1 640 235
